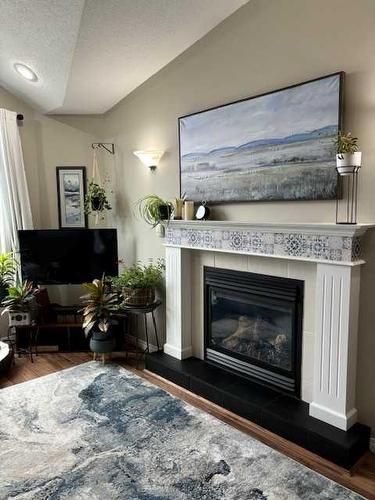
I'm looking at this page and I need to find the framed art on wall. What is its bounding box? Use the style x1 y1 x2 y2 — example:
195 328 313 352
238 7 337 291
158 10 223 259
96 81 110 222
56 167 87 228
179 72 343 203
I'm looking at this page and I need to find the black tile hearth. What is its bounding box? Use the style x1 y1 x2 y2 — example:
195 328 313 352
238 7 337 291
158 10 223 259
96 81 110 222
145 352 370 469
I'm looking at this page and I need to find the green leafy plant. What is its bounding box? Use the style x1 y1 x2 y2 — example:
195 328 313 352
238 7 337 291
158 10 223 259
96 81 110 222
0 253 18 289
80 275 118 337
1 281 35 313
84 181 112 215
110 260 165 290
135 195 174 227
336 132 360 155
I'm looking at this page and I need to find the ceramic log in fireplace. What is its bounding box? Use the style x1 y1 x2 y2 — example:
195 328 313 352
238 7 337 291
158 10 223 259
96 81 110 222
204 267 303 397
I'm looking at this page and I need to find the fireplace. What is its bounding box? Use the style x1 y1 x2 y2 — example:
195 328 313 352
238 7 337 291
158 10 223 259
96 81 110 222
204 267 304 397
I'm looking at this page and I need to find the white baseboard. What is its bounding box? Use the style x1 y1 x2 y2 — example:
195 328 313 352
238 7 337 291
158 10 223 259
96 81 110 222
370 437 375 454
124 334 158 353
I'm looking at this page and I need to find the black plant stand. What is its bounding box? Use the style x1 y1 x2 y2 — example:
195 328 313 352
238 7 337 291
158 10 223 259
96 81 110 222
6 324 36 363
115 300 162 368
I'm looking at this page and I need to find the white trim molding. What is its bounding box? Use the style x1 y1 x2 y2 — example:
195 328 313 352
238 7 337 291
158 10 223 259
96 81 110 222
164 220 375 430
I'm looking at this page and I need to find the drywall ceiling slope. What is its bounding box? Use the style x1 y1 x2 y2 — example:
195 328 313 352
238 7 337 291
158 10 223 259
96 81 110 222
0 0 85 112
0 0 247 114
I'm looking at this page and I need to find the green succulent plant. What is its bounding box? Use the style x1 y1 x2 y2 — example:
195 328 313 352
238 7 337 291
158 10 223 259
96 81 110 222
84 181 112 215
1 280 35 313
135 195 173 227
80 275 118 337
336 132 360 155
110 260 165 290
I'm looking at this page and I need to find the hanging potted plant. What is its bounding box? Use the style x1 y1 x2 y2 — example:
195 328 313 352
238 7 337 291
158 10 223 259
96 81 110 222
1 280 36 326
85 181 112 215
110 260 165 307
0 253 18 302
80 275 118 359
136 195 174 236
336 132 362 175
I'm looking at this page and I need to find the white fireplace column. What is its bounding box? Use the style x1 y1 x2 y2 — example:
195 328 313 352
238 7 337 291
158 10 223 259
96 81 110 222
309 262 361 430
164 246 193 359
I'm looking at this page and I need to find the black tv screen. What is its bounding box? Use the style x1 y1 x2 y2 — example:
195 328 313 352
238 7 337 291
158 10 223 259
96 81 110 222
19 229 118 284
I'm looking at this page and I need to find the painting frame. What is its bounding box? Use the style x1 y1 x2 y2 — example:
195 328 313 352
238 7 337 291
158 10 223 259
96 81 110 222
178 72 344 204
56 166 88 229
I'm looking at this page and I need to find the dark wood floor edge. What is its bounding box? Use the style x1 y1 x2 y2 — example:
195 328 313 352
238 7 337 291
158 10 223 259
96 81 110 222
142 369 371 499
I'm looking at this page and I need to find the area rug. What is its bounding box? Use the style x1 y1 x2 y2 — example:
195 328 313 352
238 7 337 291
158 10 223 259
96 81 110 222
0 362 362 499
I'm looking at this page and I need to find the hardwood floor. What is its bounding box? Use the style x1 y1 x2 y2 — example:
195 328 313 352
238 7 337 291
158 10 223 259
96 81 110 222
1 352 375 498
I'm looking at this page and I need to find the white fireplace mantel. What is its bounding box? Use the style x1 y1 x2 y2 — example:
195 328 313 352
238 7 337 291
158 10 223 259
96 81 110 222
163 221 374 431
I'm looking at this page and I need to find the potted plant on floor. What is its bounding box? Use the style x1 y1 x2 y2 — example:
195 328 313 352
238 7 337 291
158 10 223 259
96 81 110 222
336 132 362 175
136 195 174 237
0 252 18 302
80 275 118 359
1 280 36 326
111 260 165 307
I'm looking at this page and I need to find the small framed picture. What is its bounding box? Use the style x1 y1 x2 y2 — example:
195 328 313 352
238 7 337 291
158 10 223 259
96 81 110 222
56 167 87 228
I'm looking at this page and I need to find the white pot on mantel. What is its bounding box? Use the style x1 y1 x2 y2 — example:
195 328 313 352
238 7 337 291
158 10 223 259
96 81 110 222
336 152 362 175
155 224 165 238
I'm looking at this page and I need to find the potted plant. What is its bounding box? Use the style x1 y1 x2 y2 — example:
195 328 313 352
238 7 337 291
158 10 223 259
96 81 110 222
85 181 112 215
80 275 118 358
111 260 165 307
336 132 362 175
136 195 174 236
1 280 36 326
0 253 18 302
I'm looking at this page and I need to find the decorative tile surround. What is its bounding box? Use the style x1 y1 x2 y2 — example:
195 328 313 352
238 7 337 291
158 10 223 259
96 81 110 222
166 221 372 264
164 220 375 431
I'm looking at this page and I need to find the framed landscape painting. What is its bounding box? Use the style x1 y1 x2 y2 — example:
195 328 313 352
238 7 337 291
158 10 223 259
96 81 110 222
179 72 343 203
56 167 87 228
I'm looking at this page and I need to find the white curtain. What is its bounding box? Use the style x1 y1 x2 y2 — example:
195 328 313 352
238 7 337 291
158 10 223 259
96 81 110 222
0 109 33 253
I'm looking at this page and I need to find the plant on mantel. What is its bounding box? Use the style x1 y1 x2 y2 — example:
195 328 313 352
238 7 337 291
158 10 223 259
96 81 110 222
135 195 174 237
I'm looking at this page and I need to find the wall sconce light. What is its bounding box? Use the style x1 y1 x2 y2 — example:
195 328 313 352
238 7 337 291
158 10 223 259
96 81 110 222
133 150 164 171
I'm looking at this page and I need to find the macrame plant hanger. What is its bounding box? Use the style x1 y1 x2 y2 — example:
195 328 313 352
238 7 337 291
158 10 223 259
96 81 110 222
92 147 101 225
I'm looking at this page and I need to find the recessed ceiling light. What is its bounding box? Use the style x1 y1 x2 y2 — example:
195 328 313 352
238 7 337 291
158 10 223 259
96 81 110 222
13 63 38 82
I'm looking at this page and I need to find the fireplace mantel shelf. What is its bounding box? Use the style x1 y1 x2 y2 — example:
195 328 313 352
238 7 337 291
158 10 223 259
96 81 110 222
165 220 375 265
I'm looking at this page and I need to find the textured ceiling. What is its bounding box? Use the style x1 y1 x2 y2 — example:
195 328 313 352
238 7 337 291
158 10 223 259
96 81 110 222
0 0 247 114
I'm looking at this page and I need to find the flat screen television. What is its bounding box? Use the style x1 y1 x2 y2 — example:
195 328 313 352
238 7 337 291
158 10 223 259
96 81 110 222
19 229 118 284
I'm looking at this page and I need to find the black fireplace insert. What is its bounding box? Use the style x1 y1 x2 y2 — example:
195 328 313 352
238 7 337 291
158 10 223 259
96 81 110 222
204 267 304 397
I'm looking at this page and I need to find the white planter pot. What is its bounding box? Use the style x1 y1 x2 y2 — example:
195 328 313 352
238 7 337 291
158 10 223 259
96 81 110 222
336 152 362 175
9 312 31 327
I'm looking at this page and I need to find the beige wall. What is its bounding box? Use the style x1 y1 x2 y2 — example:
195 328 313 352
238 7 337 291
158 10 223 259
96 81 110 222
0 86 101 229
0 86 102 305
1 0 375 433
99 0 375 432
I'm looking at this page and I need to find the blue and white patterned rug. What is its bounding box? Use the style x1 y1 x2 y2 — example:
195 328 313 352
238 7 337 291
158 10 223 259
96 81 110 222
0 362 362 499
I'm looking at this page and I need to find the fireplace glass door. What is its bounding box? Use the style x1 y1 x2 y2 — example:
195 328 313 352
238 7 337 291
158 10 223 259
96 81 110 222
204 267 303 396
209 288 293 373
